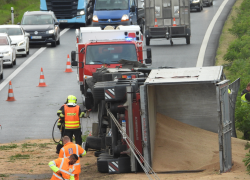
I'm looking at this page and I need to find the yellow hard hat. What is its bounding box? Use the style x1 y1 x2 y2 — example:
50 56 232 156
67 95 77 104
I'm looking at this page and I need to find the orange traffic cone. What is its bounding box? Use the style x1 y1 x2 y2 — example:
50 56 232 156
6 81 16 101
65 54 73 73
173 18 177 27
154 18 158 27
37 67 47 87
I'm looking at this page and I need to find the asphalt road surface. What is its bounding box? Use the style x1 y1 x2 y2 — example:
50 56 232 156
0 0 236 143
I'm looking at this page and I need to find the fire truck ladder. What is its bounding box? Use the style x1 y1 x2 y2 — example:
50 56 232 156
106 104 160 180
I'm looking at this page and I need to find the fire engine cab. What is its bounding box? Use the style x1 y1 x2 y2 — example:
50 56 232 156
71 25 152 110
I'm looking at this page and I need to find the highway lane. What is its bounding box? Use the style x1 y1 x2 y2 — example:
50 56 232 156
0 28 97 143
149 0 236 68
0 0 236 143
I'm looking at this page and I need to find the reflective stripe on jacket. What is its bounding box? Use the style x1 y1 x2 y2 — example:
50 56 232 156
241 93 249 105
64 105 80 129
49 158 75 180
59 142 86 174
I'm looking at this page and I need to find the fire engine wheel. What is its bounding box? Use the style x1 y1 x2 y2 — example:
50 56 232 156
186 36 190 45
86 136 102 150
146 37 150 46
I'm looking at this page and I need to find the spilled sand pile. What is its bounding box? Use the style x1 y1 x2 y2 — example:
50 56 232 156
153 113 233 172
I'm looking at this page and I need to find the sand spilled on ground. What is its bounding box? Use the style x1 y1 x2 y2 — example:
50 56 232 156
152 113 245 173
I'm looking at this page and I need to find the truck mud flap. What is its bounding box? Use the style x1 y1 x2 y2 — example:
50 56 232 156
97 156 131 173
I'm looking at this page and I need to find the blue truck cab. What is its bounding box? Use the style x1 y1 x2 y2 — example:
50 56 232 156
87 0 139 28
40 0 86 24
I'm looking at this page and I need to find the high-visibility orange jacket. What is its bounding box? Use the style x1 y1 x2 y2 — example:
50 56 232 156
59 142 86 174
63 105 80 129
57 104 85 129
49 158 75 180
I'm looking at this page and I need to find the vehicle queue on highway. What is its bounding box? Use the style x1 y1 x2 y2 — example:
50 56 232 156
0 0 215 80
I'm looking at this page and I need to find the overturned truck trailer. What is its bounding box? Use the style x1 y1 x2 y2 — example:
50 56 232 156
141 66 239 173
85 65 239 174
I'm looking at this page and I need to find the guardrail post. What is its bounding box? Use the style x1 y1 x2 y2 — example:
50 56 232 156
11 7 14 24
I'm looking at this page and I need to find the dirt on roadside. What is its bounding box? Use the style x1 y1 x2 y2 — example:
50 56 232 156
0 135 250 180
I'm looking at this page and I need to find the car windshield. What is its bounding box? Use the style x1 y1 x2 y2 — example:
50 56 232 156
86 44 137 65
0 28 23 36
0 36 9 45
22 15 53 25
95 0 128 10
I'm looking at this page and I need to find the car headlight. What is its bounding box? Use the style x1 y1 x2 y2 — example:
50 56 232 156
18 40 25 46
92 15 98 22
121 14 129 22
77 10 85 15
46 29 55 34
2 51 11 56
192 0 200 2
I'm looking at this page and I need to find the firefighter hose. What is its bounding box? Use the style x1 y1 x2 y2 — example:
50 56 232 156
52 118 62 143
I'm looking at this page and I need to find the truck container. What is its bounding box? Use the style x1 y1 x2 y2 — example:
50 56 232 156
83 65 239 174
144 0 191 46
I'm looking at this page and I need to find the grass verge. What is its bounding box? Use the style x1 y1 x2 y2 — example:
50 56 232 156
0 0 40 25
215 0 244 75
10 154 30 161
0 144 18 150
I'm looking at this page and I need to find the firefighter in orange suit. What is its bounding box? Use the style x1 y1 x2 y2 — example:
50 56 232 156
59 136 86 180
57 95 85 146
48 154 78 180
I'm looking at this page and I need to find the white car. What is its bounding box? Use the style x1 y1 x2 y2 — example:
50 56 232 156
0 54 3 79
0 25 29 57
0 33 16 67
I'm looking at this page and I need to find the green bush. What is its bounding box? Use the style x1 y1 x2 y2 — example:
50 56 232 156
224 35 250 62
229 0 250 38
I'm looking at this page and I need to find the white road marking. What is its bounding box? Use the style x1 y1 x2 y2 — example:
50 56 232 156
196 0 229 67
0 28 70 91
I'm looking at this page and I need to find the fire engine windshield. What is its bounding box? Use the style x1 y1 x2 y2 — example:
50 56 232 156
86 44 137 65
95 0 128 10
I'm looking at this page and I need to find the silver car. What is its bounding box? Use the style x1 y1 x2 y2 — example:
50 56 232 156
0 33 16 67
0 25 30 57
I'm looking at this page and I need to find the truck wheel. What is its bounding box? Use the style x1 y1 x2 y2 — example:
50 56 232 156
86 136 102 150
95 150 105 157
97 158 109 173
118 156 131 173
146 37 150 46
186 36 190 45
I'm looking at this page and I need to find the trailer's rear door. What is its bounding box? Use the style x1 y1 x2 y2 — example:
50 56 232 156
145 0 190 28
216 80 232 172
